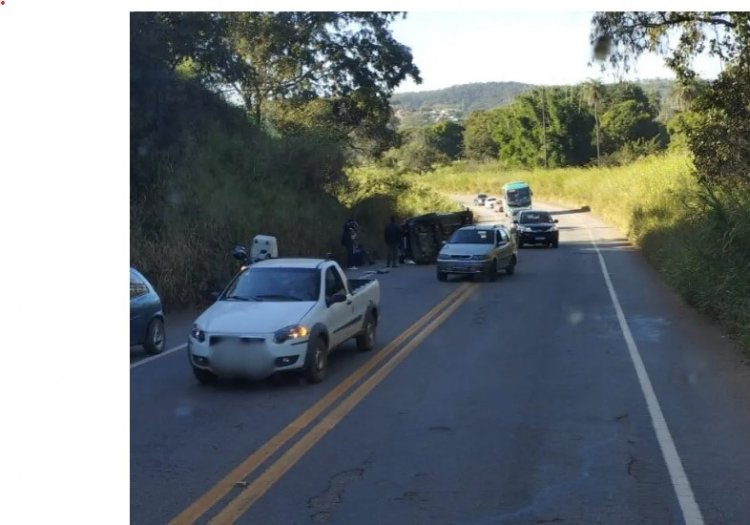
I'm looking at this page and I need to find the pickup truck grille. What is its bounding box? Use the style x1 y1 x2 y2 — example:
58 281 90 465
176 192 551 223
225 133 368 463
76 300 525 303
209 336 265 346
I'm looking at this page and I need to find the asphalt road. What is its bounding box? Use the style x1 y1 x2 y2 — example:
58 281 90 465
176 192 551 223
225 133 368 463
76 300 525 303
131 200 750 525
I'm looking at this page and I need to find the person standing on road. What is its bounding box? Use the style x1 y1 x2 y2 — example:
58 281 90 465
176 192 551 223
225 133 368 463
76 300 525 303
342 217 358 270
384 215 401 268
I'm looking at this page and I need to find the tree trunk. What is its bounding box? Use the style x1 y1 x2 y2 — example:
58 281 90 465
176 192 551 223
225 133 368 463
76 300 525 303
254 86 262 125
594 100 601 167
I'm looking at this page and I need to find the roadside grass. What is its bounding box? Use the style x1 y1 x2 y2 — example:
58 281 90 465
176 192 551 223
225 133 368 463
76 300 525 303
131 162 457 310
413 153 750 354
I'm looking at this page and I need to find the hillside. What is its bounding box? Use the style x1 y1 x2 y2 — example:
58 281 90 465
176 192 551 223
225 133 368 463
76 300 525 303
391 79 676 128
391 82 534 128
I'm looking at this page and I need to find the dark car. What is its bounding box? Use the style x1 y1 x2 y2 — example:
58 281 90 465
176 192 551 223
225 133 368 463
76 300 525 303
400 210 474 264
513 210 559 248
130 268 166 354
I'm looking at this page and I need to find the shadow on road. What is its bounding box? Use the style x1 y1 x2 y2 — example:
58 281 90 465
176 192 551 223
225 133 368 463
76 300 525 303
549 206 591 216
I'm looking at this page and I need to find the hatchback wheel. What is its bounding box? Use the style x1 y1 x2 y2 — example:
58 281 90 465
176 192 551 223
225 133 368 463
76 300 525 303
506 255 517 275
487 259 498 281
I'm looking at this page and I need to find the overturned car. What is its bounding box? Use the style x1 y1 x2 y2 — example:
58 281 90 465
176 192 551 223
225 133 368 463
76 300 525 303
400 209 474 264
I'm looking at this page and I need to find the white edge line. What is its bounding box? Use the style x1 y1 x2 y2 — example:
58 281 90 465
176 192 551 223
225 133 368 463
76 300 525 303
588 229 705 525
130 343 187 369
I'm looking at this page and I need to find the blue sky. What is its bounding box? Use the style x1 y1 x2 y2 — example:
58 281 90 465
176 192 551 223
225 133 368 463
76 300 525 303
390 12 724 93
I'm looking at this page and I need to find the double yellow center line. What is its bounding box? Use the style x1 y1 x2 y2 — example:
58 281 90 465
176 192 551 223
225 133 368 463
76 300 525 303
170 281 477 525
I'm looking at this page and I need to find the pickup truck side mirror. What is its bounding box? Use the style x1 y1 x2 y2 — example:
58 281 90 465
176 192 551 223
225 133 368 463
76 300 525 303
326 293 347 307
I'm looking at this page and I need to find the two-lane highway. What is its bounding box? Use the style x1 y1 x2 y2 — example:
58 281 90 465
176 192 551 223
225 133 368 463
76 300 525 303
131 202 750 524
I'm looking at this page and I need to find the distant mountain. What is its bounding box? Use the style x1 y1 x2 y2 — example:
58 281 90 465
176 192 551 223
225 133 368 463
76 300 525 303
391 82 534 128
390 79 676 128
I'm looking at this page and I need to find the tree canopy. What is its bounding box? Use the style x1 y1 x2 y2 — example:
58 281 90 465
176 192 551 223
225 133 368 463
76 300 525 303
591 11 750 187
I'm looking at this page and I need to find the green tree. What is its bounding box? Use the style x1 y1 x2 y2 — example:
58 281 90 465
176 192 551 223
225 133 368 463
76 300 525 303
591 11 750 187
599 99 663 155
582 79 604 166
689 65 750 189
398 129 449 173
493 87 595 168
219 13 422 125
463 110 502 160
427 121 465 160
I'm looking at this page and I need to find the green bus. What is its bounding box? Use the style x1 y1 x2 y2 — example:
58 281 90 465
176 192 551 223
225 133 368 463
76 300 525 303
501 181 533 218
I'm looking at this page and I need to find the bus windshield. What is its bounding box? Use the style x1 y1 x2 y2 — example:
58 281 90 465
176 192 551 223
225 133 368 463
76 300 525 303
506 187 531 206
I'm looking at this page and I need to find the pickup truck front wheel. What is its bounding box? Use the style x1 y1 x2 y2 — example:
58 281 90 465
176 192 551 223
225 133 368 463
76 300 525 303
305 338 328 384
356 314 376 352
192 366 218 385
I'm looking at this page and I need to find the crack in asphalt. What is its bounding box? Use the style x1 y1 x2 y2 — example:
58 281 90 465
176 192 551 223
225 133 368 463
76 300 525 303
307 458 372 524
627 454 637 477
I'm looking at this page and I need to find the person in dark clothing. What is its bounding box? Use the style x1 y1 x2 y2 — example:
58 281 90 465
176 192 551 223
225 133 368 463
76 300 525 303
341 218 358 269
384 215 401 268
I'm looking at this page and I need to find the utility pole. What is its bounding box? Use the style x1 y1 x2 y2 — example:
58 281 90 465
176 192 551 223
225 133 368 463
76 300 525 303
594 97 601 167
541 87 548 168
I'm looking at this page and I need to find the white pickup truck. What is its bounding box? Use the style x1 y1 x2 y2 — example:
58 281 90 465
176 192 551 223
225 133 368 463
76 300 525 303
188 258 380 384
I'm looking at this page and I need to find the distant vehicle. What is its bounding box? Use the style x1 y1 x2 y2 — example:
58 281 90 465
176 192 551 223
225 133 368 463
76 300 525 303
502 181 533 217
188 258 380 384
485 197 498 209
473 193 488 206
513 210 559 248
400 210 474 265
130 268 166 355
436 224 517 281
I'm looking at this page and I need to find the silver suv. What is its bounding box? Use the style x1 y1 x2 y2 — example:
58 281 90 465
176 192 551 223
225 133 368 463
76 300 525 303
436 225 517 281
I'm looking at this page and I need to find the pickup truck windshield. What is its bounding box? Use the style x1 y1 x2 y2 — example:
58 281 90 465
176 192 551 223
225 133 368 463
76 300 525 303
449 229 493 244
223 267 320 302
520 212 552 224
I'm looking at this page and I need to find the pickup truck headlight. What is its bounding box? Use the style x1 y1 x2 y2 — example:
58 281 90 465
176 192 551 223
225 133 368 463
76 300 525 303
274 325 309 344
470 254 489 260
190 325 206 343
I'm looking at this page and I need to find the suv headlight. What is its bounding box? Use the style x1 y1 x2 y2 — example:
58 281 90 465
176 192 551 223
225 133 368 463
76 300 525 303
274 325 309 344
190 324 206 343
